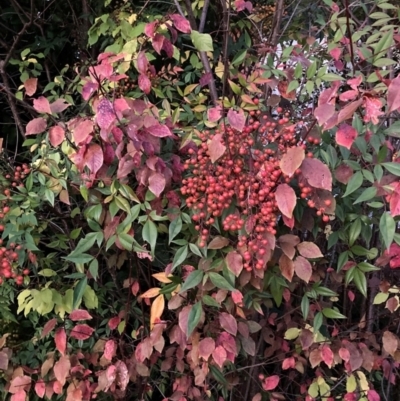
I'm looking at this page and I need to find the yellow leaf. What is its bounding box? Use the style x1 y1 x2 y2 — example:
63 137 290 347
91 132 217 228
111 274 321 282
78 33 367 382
284 328 300 340
150 294 165 330
140 287 161 299
356 371 369 392
346 374 357 392
152 273 173 284
373 292 389 304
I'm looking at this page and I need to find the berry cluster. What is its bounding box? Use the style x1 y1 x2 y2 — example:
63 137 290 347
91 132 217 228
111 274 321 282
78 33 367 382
181 107 311 271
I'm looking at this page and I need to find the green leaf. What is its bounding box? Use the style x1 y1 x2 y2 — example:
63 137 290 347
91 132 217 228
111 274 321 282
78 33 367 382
171 245 188 271
202 295 220 308
384 121 400 138
301 295 310 320
180 270 203 293
321 73 344 81
191 31 213 52
343 171 363 197
64 254 94 264
382 162 400 176
70 232 101 256
348 218 362 247
142 219 157 254
73 277 87 309
354 187 377 204
353 268 367 297
89 259 99 281
169 216 182 245
208 272 235 291
187 301 202 337
232 49 247 66
322 308 346 319
357 262 379 273
313 311 323 333
380 212 395 250
315 286 338 297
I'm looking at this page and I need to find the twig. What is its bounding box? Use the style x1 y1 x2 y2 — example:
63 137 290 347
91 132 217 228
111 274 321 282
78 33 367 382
270 0 285 46
220 0 231 106
199 0 210 33
343 0 355 72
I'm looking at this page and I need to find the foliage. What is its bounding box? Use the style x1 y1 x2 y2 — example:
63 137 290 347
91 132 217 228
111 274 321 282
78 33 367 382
1 0 400 401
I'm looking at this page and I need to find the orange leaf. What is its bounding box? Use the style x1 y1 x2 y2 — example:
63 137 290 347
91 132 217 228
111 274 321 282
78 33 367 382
280 147 305 177
140 287 161 299
150 294 165 330
275 183 297 218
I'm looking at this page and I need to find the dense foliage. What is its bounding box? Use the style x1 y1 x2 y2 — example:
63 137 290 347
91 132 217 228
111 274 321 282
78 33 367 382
1 0 400 400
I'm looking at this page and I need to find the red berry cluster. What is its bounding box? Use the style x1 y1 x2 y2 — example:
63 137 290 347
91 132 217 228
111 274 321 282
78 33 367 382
0 163 31 285
181 107 310 271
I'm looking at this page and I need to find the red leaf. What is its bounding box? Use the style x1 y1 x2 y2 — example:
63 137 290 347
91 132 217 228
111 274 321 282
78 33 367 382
137 51 148 74
33 96 52 114
200 72 212 87
97 98 115 130
280 147 305 177
170 14 192 33
339 90 358 102
138 74 151 94
35 379 45 398
275 183 296 218
9 376 31 393
70 324 95 340
208 106 222 122
301 158 332 191
363 97 384 125
297 242 323 258
279 254 294 282
49 126 65 147
24 78 37 96
55 328 66 355
207 133 226 163
225 251 243 276
53 355 71 386
321 344 334 368
104 339 116 360
11 390 26 401
227 109 246 132
314 104 336 126
282 214 295 229
26 117 47 135
144 21 157 38
263 375 279 391
147 124 172 137
368 389 381 401
66 389 82 401
329 47 342 61
336 124 357 149
73 119 94 144
84 144 104 175
41 318 57 339
231 289 243 305
148 172 166 197
348 290 355 302
69 309 93 321
294 256 312 283
234 0 253 12
152 34 165 54
387 75 400 113
337 98 363 125
199 337 215 360
339 347 350 362
219 312 237 336
50 99 70 114
282 356 296 370
213 345 227 368
108 316 121 330
335 164 353 184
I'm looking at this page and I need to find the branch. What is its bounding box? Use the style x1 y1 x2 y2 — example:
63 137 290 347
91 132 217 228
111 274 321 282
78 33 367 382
220 0 231 104
199 0 210 33
269 0 285 46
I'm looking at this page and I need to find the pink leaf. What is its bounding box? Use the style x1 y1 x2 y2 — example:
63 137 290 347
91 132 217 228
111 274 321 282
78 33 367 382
49 126 65 147
368 389 381 401
11 390 26 401
69 309 93 321
152 34 165 54
108 316 121 330
294 256 312 283
41 318 57 339
213 345 227 368
35 379 45 398
70 324 95 340
148 172 166 197
199 337 215 360
363 97 384 125
297 242 323 258
66 389 82 401
335 164 353 184
207 106 222 122
55 328 67 355
225 251 243 276
200 72 212 87
336 123 357 149
144 21 157 38
137 51 148 74
329 47 342 61
50 99 70 114
139 74 151 94
387 75 400 113
97 98 115 130
337 98 363 125
339 90 358 102
26 117 47 135
84 144 104 175
115 360 129 391
147 124 172 137
301 158 332 191
231 289 243 305
234 0 253 12
73 119 94 144
33 96 52 114
275 183 297 218
219 312 237 336
279 147 305 177
9 376 31 393
82 81 98 101
207 133 226 163
314 104 336 126
282 356 296 370
347 290 355 302
227 109 246 132
170 14 192 33
104 340 116 361
53 355 71 386
24 78 37 96
263 375 280 391
162 39 174 58
321 344 334 368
